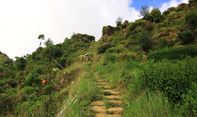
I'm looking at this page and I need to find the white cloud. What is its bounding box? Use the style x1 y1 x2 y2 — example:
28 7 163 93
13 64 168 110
0 0 140 58
160 0 189 12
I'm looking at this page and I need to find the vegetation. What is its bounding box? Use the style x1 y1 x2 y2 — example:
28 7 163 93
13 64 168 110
1 2 197 117
178 29 195 44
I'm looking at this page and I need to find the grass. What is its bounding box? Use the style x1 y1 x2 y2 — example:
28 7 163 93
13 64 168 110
124 91 180 117
63 65 102 117
95 53 184 116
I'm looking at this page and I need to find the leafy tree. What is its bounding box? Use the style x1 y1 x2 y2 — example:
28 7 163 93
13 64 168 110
178 29 195 44
139 32 152 51
150 8 163 23
38 34 45 47
140 6 149 17
43 45 63 59
116 17 123 27
44 38 53 47
186 10 197 28
189 0 197 5
14 57 26 70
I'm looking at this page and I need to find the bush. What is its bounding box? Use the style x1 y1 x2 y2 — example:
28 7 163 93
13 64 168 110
149 8 163 23
25 67 43 86
103 53 117 64
43 45 63 59
116 17 122 27
178 29 195 44
148 46 197 61
14 57 26 70
124 91 177 117
143 58 197 115
158 38 169 48
97 42 113 54
186 10 197 28
139 32 152 51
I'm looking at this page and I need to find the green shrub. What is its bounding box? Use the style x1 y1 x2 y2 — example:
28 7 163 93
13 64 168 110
97 42 113 53
148 46 197 61
181 83 197 117
139 32 152 51
143 58 197 115
124 91 178 117
186 10 197 28
25 68 42 86
14 57 26 70
158 38 169 48
43 45 63 59
178 29 195 44
64 71 101 117
149 8 163 23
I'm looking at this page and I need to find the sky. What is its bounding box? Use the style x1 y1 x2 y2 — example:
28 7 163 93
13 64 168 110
0 0 188 58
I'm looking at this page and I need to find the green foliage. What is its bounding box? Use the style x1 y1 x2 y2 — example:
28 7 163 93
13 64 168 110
25 66 43 86
186 10 197 28
44 38 53 47
148 46 197 61
64 70 101 117
124 91 178 117
178 29 195 44
143 8 163 23
38 34 45 40
97 42 113 53
116 17 123 27
149 8 163 23
143 58 197 115
140 6 149 17
43 45 63 59
139 32 152 51
181 83 197 117
14 57 26 70
158 38 169 48
71 33 95 43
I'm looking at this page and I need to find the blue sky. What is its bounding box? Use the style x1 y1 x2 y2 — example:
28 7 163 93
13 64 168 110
131 0 181 10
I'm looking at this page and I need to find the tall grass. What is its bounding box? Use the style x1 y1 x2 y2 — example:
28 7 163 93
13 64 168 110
63 65 101 117
124 91 180 117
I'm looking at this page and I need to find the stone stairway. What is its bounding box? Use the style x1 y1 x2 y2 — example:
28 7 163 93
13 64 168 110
91 79 123 117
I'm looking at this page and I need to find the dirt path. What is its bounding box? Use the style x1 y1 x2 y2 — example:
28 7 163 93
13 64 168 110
91 78 123 117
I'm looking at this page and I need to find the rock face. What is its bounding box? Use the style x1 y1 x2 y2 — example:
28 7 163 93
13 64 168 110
71 33 95 43
102 26 116 36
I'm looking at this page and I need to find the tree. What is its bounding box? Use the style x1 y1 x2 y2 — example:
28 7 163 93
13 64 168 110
14 57 26 70
178 29 195 44
186 10 197 28
116 17 123 27
44 38 53 47
38 34 45 47
189 0 197 5
140 6 149 17
150 8 163 23
139 32 152 51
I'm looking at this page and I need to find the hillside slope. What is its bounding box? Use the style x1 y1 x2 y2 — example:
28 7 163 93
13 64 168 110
1 1 197 117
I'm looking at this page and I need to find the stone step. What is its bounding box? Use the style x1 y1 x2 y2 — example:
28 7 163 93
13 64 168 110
102 90 121 95
107 107 123 114
104 95 121 100
95 113 122 117
96 79 107 82
99 85 112 89
109 100 123 105
91 106 106 113
97 82 109 85
91 101 105 106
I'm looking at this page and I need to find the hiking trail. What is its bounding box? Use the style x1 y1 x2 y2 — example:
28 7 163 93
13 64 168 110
91 77 123 117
